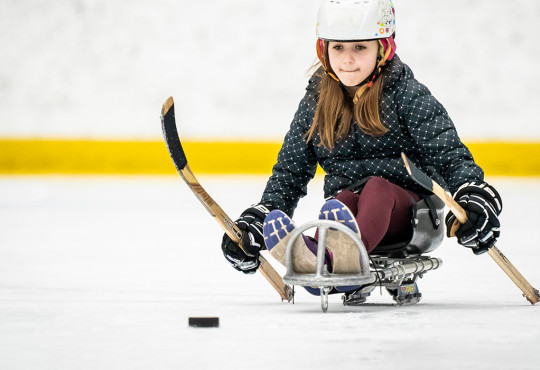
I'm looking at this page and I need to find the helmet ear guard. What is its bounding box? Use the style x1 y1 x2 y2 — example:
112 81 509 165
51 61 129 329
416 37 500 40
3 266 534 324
378 36 396 62
316 39 340 82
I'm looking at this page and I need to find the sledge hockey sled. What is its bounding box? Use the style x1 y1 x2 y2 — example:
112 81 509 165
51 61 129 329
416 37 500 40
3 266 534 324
282 195 445 312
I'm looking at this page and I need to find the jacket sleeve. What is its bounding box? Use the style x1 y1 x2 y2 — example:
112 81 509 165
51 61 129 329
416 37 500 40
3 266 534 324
395 66 484 194
260 90 319 216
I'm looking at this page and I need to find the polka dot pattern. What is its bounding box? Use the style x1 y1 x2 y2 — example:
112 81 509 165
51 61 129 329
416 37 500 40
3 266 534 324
261 55 484 216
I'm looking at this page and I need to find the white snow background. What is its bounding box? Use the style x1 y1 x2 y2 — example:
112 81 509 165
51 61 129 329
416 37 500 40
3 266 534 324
0 0 540 140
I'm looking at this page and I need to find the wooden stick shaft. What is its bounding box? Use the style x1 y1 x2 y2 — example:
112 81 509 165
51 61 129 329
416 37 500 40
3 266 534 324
431 182 468 224
487 246 538 304
180 165 293 302
401 152 538 303
431 179 538 304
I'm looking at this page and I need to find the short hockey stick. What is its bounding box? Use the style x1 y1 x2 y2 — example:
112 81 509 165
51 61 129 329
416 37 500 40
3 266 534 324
161 96 293 302
401 152 539 305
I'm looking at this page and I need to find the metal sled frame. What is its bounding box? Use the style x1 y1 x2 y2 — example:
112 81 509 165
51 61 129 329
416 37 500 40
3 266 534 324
282 220 443 312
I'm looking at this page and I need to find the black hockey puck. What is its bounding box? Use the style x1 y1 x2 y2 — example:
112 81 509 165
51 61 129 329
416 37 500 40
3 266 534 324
188 317 219 328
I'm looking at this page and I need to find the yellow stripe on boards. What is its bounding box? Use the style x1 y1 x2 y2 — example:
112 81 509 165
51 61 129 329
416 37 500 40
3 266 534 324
466 142 540 177
0 139 539 176
0 139 282 175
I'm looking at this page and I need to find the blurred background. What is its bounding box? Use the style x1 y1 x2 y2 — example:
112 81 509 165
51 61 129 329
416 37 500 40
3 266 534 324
1 0 539 175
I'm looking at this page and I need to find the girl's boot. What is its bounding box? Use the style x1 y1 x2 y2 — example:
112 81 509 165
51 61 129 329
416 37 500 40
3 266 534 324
263 210 332 273
319 199 363 274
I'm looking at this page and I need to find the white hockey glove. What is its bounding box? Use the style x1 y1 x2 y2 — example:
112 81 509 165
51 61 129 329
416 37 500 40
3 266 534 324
445 181 502 255
221 204 271 274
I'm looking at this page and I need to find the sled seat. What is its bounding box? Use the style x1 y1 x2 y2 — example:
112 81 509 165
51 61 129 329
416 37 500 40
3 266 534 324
371 194 446 258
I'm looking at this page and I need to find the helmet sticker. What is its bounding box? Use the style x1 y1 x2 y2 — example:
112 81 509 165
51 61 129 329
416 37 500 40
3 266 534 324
375 0 395 37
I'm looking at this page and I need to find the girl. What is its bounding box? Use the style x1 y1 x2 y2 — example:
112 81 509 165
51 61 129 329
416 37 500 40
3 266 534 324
221 0 502 295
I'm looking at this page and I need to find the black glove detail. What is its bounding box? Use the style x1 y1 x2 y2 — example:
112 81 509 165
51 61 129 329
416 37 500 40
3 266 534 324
445 181 502 255
221 204 271 274
221 233 260 274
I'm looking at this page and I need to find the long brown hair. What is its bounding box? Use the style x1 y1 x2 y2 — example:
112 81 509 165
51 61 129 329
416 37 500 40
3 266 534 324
305 42 387 150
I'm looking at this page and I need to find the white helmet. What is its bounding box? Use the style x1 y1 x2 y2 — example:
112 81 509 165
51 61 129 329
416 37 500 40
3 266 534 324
317 0 396 41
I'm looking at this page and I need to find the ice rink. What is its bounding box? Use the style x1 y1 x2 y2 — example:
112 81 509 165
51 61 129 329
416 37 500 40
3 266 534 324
1 175 539 370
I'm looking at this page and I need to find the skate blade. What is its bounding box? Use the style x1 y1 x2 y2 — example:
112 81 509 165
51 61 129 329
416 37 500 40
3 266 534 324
391 283 422 306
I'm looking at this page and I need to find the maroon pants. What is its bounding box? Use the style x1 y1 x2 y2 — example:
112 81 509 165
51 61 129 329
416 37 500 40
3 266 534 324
334 177 420 253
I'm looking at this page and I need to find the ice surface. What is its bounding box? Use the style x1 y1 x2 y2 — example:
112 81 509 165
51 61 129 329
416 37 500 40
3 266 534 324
1 176 539 370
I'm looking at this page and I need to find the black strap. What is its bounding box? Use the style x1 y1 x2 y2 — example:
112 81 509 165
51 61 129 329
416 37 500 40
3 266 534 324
422 195 441 230
410 195 418 228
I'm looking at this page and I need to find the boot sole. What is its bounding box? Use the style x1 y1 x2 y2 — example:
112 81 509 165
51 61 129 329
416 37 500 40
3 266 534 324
264 211 318 273
320 200 362 274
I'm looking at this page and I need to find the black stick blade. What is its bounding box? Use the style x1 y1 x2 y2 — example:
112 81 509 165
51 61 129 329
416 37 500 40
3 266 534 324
161 96 188 171
401 152 434 193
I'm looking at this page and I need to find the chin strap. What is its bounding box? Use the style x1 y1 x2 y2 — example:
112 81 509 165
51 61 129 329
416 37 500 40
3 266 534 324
353 36 396 104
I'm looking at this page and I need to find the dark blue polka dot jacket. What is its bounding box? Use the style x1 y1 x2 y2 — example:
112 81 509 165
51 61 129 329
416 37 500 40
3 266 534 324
260 55 484 216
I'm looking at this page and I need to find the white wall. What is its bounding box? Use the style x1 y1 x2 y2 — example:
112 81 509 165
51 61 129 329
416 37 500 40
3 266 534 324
1 0 539 140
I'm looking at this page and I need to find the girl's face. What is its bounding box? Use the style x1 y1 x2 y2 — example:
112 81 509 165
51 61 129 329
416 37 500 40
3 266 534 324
328 40 379 88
